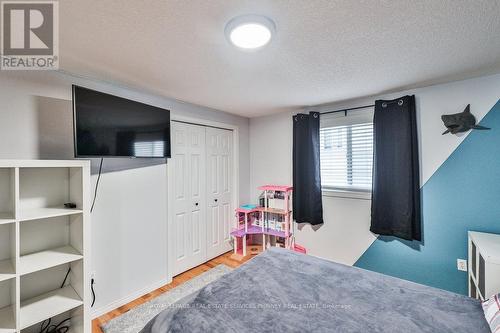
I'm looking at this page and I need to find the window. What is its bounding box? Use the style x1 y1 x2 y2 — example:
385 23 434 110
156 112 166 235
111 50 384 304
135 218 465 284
320 110 374 192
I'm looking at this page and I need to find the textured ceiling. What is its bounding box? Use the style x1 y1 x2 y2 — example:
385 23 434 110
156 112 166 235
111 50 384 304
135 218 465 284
60 0 500 117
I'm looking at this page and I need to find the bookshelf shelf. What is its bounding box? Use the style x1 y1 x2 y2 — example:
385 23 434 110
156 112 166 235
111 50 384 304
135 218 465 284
18 208 82 222
0 214 14 226
19 246 83 276
19 286 83 330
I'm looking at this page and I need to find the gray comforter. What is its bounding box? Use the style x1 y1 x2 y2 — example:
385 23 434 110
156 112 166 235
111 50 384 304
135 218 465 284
142 248 489 332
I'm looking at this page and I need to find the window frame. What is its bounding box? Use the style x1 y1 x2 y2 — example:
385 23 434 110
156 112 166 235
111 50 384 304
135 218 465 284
319 108 374 199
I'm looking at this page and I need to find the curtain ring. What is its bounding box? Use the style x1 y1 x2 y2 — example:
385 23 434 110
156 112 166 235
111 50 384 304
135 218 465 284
398 99 404 106
382 102 387 108
294 116 298 122
313 113 318 118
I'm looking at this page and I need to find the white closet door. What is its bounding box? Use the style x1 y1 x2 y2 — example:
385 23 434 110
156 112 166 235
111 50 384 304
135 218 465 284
206 127 233 259
171 122 207 276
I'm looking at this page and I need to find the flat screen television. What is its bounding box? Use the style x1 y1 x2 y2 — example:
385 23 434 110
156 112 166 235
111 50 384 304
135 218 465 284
73 85 171 158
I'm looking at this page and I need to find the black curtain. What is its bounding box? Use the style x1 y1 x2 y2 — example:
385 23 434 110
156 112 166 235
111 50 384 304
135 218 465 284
371 95 421 241
293 112 323 225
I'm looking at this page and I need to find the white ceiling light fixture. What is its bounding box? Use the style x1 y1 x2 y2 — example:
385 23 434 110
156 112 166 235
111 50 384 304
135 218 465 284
225 14 276 50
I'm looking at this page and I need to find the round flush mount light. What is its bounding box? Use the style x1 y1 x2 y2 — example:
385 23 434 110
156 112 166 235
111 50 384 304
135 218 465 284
225 15 276 50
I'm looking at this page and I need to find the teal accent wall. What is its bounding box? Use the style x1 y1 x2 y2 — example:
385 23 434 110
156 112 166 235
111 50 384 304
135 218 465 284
355 100 500 295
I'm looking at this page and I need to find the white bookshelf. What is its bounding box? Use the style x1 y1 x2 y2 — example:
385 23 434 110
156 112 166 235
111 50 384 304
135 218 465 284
0 160 90 333
468 231 500 301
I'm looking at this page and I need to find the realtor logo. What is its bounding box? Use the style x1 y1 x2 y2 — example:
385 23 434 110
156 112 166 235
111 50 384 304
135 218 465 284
1 1 58 70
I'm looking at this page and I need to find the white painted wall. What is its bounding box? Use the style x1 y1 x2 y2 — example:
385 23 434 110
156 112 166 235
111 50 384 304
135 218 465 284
0 71 250 316
249 112 293 200
249 73 500 265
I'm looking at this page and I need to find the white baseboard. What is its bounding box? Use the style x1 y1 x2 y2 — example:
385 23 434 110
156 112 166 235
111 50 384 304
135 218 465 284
91 277 173 319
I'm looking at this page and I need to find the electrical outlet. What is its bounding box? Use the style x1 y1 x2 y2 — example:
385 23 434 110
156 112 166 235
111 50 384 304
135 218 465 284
457 259 467 272
91 271 97 283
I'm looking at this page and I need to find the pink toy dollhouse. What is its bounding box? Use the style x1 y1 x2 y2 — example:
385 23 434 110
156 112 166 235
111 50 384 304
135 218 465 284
231 185 303 260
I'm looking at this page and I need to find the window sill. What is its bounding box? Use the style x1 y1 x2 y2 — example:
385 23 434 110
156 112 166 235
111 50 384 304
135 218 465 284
322 189 371 200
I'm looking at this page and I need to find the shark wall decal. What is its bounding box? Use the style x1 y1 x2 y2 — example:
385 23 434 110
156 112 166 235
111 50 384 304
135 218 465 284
441 104 490 135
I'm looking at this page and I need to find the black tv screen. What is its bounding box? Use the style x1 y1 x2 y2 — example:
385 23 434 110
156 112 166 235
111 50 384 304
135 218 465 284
73 85 171 158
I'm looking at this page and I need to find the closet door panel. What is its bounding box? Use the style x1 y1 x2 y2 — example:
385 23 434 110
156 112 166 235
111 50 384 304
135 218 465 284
221 152 231 244
207 131 219 250
209 204 219 247
219 131 232 247
190 151 203 256
172 125 189 267
208 153 218 196
174 213 186 261
206 127 233 259
222 201 231 243
171 122 207 275
191 208 201 255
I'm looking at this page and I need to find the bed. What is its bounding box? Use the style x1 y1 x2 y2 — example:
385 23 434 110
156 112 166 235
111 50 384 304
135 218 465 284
141 247 489 332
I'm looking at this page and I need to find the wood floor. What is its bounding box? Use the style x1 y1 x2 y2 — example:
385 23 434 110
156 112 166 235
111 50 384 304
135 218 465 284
92 251 253 333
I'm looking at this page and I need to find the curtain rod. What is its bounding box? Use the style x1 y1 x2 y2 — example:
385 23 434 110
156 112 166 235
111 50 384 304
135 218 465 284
320 99 403 116
320 104 374 116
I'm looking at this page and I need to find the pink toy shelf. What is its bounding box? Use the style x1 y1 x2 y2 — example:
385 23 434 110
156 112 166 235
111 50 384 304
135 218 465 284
231 185 305 260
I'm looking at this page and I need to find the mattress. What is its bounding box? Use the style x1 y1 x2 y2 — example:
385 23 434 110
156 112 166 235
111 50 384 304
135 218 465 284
141 247 489 332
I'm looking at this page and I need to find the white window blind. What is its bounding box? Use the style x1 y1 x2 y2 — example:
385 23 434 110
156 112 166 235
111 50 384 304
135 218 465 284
134 141 164 157
320 110 374 192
